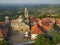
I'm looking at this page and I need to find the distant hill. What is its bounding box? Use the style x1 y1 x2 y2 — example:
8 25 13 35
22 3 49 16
0 4 60 9
0 4 60 21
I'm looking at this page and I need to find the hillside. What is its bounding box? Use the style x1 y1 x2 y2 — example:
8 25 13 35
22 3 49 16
0 4 60 21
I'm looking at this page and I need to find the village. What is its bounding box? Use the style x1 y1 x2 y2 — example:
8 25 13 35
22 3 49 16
0 8 60 45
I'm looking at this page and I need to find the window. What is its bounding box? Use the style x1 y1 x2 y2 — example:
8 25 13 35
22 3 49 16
21 29 23 31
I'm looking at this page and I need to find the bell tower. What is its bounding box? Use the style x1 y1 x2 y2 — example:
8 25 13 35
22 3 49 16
24 8 29 19
5 16 9 23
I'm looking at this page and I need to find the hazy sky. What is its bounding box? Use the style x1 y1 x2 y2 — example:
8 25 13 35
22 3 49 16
0 0 60 4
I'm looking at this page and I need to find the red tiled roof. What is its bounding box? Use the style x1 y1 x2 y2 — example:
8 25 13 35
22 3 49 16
31 24 43 34
43 25 50 31
0 22 9 38
43 18 54 20
0 28 8 38
56 19 60 24
0 30 4 37
31 17 57 34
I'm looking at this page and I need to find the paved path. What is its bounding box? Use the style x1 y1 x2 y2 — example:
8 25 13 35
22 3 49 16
57 43 60 45
9 31 31 45
17 41 34 45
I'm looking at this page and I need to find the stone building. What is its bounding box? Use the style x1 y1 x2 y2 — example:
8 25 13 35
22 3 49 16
0 16 10 40
24 8 29 19
11 8 30 33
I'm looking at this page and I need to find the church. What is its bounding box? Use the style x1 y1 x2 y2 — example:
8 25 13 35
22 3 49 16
11 8 30 33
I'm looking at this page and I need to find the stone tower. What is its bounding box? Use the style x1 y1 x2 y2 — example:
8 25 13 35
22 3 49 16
5 16 9 23
18 15 23 22
24 8 29 19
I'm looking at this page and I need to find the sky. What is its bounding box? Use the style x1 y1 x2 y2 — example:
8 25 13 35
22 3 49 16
0 0 60 4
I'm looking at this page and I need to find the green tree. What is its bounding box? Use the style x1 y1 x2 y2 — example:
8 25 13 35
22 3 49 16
0 40 10 45
35 31 60 45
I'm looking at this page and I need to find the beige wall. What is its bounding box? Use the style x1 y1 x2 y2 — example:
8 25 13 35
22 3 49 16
31 34 37 40
11 19 29 33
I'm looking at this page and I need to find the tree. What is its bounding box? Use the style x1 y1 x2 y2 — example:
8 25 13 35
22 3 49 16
35 31 60 45
0 40 10 45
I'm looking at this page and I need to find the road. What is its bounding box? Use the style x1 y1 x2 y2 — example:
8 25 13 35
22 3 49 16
17 41 34 45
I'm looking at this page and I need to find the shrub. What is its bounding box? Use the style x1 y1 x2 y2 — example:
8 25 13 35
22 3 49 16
35 31 60 45
0 40 10 45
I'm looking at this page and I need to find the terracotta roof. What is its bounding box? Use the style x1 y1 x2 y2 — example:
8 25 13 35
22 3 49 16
30 17 58 34
56 19 60 24
43 18 54 20
30 16 35 22
31 24 43 34
0 22 9 38
0 30 4 37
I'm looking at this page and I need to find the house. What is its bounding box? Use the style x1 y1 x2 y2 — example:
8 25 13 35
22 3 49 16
0 22 9 40
30 17 58 39
11 15 30 33
56 19 60 27
30 17 43 39
11 8 30 34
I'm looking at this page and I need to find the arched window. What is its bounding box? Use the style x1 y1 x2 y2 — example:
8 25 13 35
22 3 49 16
21 29 23 31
